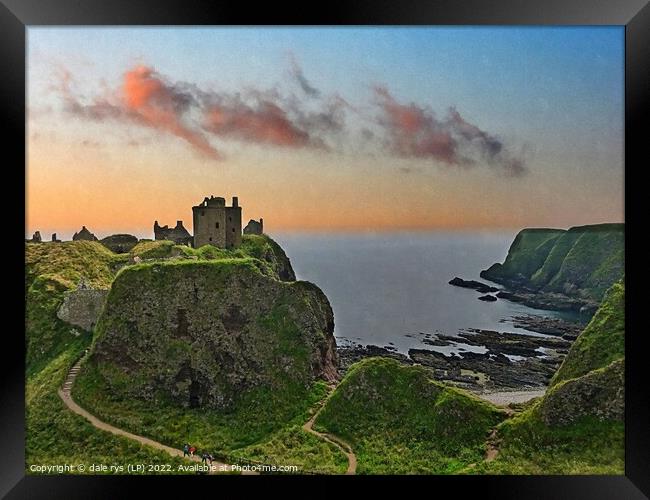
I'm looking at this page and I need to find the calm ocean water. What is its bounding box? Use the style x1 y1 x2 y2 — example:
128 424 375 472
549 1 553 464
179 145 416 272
273 231 579 355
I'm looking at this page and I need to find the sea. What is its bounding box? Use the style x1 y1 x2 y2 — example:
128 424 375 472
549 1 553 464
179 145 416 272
273 231 582 356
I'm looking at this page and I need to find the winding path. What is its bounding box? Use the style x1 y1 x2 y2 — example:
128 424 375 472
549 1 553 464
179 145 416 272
58 357 257 475
60 355 355 475
302 387 357 475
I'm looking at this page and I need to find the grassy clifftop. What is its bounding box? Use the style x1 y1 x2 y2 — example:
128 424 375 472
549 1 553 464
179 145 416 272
25 235 294 373
129 234 295 281
314 357 506 474
481 223 623 303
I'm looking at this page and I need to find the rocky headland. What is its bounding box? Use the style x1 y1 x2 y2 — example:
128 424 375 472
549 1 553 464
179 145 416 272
479 223 623 314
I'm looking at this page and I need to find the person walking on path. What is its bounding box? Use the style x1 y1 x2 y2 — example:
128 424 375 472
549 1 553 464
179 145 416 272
183 443 190 457
189 445 196 457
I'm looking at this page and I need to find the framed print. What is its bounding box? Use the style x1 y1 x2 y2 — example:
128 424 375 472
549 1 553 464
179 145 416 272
2 0 649 497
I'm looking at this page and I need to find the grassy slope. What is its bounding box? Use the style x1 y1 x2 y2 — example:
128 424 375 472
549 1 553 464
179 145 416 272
545 226 624 300
130 234 295 281
25 242 208 473
483 229 565 281
226 425 348 474
72 258 342 471
474 281 625 474
26 328 194 474
25 241 125 375
551 280 625 385
314 358 506 474
75 364 346 472
25 237 319 473
472 408 623 474
530 230 582 288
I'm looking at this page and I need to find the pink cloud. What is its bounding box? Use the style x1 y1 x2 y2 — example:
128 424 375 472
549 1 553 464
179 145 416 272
373 86 527 176
202 99 320 149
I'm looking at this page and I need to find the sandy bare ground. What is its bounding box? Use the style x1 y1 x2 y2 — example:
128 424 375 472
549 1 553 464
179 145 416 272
58 358 257 475
477 389 546 406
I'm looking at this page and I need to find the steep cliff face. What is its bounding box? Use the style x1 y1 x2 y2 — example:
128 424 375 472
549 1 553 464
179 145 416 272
481 223 623 310
86 258 337 410
550 280 624 386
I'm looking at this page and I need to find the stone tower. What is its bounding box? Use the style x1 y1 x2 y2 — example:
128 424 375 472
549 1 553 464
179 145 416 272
192 195 242 249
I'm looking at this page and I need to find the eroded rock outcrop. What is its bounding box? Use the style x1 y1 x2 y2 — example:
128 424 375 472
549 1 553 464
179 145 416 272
88 259 337 410
537 358 624 426
56 286 109 331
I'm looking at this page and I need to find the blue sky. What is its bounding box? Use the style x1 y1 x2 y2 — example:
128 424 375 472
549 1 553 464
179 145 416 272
27 27 624 236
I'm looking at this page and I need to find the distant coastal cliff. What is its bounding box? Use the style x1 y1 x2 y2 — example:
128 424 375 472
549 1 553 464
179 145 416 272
480 223 624 314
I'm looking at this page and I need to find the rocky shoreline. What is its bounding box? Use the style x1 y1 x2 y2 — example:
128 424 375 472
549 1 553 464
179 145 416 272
336 314 581 395
448 275 599 314
495 289 599 316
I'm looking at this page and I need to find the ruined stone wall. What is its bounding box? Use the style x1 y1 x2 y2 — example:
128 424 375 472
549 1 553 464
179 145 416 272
57 288 110 331
193 206 226 248
225 206 242 249
243 219 263 235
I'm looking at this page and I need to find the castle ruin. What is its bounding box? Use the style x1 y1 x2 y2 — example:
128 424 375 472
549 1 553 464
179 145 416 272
192 196 242 249
72 226 98 241
244 218 263 235
154 220 192 246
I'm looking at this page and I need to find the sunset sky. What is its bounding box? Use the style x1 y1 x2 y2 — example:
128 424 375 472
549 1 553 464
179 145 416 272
26 27 624 239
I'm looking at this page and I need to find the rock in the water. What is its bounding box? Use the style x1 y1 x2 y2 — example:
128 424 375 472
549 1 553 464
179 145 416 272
449 277 499 294
478 294 497 302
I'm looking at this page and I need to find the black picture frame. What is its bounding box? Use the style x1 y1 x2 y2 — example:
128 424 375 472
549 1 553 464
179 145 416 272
2 0 648 497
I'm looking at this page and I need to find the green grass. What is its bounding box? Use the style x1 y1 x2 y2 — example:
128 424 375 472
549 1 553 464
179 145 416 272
129 240 176 259
545 226 624 300
314 358 506 474
73 360 330 461
551 280 624 386
471 405 624 474
25 237 303 474
25 241 124 374
235 425 348 474
127 234 294 281
530 230 583 287
26 338 196 475
473 281 625 475
26 241 122 290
